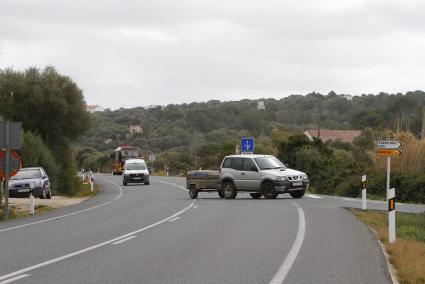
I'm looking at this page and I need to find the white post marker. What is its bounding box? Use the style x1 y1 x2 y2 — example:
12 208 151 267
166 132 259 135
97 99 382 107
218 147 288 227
361 175 367 210
89 171 94 192
29 183 34 215
388 188 396 243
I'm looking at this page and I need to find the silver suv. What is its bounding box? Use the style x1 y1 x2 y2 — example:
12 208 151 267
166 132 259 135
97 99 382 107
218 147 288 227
219 154 309 199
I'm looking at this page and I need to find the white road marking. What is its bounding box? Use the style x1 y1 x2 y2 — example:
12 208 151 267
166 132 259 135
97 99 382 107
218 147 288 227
193 205 199 209
269 202 306 284
305 194 322 199
168 217 180 222
112 236 136 245
155 180 187 191
0 201 196 281
0 179 123 233
342 197 385 204
0 274 30 284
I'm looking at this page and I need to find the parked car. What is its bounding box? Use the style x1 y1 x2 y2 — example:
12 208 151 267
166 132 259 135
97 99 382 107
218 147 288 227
8 167 52 199
122 159 150 186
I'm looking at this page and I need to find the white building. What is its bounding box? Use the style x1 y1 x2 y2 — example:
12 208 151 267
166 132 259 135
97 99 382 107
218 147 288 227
86 105 105 113
257 100 265 110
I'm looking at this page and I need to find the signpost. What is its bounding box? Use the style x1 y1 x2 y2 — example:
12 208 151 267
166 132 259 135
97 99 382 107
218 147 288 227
1 121 22 221
377 140 401 244
240 138 254 154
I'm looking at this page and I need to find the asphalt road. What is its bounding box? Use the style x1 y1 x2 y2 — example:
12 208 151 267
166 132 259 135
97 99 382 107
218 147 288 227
0 174 423 284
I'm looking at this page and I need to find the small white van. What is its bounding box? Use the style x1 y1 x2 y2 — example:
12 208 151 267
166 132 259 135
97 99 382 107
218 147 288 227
123 159 150 186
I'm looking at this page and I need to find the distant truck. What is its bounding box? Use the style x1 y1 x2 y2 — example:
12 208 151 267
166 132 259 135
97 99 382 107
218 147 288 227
111 145 141 175
186 154 309 199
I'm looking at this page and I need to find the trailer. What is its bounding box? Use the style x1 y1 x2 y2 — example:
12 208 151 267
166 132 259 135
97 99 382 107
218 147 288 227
186 170 223 199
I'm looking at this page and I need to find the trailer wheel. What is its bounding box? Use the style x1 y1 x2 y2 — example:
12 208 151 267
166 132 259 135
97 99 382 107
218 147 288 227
189 185 198 199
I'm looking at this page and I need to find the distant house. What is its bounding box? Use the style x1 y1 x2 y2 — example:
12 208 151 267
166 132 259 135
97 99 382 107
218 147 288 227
129 124 143 134
304 129 362 143
257 101 265 110
339 94 353 101
86 105 105 113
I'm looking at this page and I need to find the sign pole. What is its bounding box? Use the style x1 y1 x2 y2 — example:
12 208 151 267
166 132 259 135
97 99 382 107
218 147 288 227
386 157 390 202
3 121 10 221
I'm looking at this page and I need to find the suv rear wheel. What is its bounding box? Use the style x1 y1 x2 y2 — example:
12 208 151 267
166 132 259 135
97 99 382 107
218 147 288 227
262 182 278 199
222 181 237 199
218 189 225 198
289 189 305 199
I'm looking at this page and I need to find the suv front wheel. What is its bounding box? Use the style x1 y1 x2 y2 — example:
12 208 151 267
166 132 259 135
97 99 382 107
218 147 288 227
262 182 278 199
289 189 305 199
222 181 237 199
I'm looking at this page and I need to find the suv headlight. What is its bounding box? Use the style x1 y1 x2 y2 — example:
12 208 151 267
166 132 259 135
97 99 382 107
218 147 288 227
275 176 288 181
301 174 308 180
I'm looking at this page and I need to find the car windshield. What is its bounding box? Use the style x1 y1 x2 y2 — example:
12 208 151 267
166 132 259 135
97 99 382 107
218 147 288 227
254 156 286 170
11 169 41 180
125 163 147 170
122 149 140 158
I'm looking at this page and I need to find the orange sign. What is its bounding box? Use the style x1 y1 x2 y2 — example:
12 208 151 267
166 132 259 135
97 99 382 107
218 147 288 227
0 149 22 178
377 149 402 156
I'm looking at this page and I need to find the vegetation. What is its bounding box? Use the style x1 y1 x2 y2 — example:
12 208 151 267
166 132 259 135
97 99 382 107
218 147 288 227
0 66 90 195
354 209 425 283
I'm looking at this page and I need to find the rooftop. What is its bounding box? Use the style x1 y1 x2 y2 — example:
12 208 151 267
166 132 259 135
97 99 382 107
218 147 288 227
304 129 362 143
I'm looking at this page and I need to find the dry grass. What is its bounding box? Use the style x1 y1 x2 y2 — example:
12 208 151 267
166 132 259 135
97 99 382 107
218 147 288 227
355 209 425 284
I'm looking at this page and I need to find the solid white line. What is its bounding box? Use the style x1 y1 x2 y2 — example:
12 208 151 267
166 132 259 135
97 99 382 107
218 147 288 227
0 201 195 281
112 236 136 245
0 274 30 284
0 179 123 233
305 194 322 199
155 180 187 191
168 217 180 222
269 202 306 284
193 205 199 209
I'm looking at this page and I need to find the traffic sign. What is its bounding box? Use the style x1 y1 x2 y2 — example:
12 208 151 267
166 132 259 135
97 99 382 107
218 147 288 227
240 138 254 153
0 149 22 178
377 140 402 150
377 149 402 156
0 121 22 149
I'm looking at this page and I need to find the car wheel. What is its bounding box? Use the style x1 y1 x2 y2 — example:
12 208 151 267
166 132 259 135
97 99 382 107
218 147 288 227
218 189 225 198
290 189 305 199
144 181 150 185
189 185 198 199
46 189 52 199
123 180 127 186
262 182 278 199
222 181 237 199
250 193 262 199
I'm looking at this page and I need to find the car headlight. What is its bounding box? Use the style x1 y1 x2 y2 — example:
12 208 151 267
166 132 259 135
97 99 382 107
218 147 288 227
301 174 308 180
276 176 288 181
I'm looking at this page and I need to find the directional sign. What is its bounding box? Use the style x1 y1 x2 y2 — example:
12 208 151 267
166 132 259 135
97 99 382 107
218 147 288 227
240 138 254 153
377 140 402 150
377 149 402 156
0 149 22 178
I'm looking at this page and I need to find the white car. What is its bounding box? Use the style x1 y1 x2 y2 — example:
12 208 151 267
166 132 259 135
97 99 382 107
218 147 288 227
122 159 150 186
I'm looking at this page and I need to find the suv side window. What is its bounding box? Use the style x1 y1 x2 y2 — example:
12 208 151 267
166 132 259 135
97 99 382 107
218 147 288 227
222 158 232 168
231 158 244 171
242 158 257 171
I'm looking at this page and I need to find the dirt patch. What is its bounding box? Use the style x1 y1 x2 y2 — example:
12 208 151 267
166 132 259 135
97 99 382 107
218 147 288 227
7 196 89 212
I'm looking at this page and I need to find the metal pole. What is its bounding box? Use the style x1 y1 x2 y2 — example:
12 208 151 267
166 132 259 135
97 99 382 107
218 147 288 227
386 157 390 202
3 121 10 220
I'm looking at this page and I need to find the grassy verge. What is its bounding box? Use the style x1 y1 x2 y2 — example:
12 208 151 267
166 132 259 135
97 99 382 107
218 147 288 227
0 204 53 221
353 209 425 283
71 182 99 197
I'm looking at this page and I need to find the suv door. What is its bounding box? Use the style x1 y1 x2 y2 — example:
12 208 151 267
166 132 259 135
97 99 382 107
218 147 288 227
239 158 261 190
230 158 244 189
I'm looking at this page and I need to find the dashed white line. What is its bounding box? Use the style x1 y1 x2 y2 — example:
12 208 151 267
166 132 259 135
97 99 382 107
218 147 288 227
112 236 136 245
169 217 180 222
305 194 322 199
0 201 196 282
0 274 30 284
0 179 123 233
269 202 306 284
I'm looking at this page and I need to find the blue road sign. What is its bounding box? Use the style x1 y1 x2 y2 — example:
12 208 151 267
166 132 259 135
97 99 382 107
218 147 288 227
240 138 254 153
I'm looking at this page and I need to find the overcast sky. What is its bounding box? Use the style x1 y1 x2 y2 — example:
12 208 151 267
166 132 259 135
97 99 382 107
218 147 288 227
1 0 424 109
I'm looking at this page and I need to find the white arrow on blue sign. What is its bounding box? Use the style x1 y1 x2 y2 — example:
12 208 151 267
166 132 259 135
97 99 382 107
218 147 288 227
240 138 254 153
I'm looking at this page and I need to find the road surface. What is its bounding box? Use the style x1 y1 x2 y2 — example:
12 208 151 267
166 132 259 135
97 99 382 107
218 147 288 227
0 174 423 283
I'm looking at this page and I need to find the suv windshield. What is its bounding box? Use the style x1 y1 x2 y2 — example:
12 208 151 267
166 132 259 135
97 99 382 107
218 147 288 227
125 163 147 171
11 169 41 180
254 156 286 170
